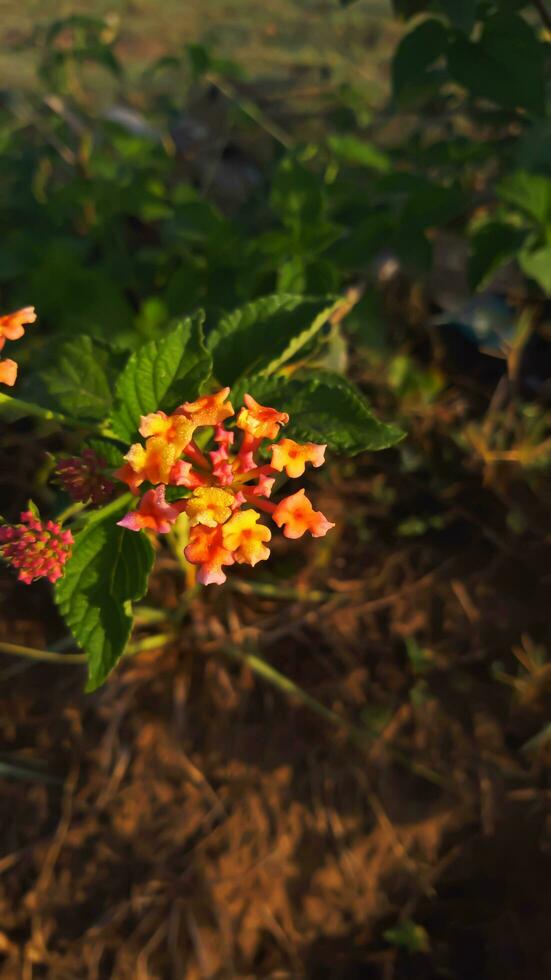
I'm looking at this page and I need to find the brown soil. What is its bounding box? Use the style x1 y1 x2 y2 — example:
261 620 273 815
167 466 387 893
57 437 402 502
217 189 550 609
1 385 551 978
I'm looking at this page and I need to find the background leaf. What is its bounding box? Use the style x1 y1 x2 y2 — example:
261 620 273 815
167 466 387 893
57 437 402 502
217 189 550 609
55 501 154 690
233 372 405 454
392 19 448 102
110 313 212 442
498 171 551 226
42 336 113 421
448 13 545 116
519 245 551 294
207 294 337 385
468 222 527 289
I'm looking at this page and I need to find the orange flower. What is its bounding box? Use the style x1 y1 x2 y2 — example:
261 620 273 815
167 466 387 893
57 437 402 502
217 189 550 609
0 306 37 387
0 306 36 342
124 437 180 487
117 485 179 533
0 358 18 387
273 488 334 539
113 461 143 495
139 411 195 452
236 393 289 440
180 387 234 426
184 524 235 585
270 438 326 478
222 509 271 566
185 486 234 527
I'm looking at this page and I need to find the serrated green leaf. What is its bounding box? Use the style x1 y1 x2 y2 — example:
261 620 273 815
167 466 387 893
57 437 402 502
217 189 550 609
85 438 124 469
110 313 212 442
55 500 154 690
208 294 337 385
233 372 405 454
42 335 113 421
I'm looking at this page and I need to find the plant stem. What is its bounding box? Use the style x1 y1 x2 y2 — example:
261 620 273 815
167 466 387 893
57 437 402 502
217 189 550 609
0 632 176 666
221 643 368 745
56 500 87 525
220 644 452 790
0 642 87 664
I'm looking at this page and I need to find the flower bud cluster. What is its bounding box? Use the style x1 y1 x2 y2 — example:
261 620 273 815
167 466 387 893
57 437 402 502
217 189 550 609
55 449 114 506
0 511 73 584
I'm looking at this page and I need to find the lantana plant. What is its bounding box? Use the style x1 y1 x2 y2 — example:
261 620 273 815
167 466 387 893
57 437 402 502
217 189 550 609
0 294 404 688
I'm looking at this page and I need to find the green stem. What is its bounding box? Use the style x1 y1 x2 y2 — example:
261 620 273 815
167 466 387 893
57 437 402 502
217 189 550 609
0 632 176 666
220 645 452 790
0 642 86 664
56 500 87 525
221 644 367 744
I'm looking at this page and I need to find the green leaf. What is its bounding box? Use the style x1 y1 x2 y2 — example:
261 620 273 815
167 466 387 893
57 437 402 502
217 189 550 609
498 171 551 226
392 19 449 102
469 222 527 289
55 499 154 690
232 372 405 454
448 13 545 116
439 0 476 33
110 313 212 442
42 336 113 422
384 920 430 954
270 156 325 230
327 135 391 173
519 245 551 293
207 294 338 386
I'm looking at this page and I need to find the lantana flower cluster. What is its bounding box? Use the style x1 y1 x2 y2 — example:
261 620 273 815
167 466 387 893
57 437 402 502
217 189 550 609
0 307 36 386
55 449 115 506
115 388 334 585
0 511 73 585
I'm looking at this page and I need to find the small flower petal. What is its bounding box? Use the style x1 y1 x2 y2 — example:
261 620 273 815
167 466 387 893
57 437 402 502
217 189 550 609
0 306 37 342
117 485 179 534
270 438 326 478
180 387 234 426
222 509 271 566
272 488 334 539
0 358 18 387
236 393 289 440
184 524 234 585
185 486 235 527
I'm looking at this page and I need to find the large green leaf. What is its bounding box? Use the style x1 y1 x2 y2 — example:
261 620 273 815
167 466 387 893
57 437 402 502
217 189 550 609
55 499 154 690
498 172 551 227
519 245 551 294
448 13 545 116
207 294 338 386
392 19 449 102
42 335 113 421
110 313 212 442
233 372 405 454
